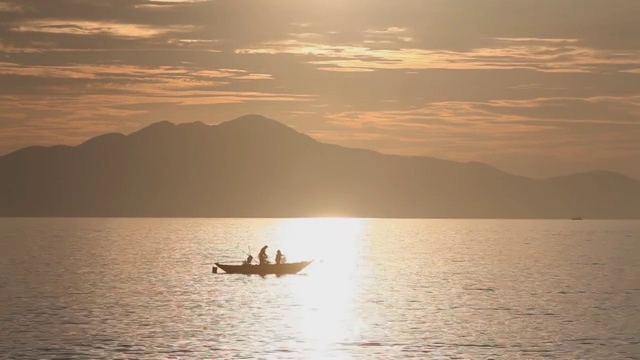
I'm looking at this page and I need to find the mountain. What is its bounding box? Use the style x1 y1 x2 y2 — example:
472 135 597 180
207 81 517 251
1 114 639 218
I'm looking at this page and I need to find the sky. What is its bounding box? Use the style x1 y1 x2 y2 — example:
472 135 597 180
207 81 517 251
1 0 639 180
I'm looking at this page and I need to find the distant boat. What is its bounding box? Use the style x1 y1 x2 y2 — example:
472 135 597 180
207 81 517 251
214 261 313 275
571 216 583 220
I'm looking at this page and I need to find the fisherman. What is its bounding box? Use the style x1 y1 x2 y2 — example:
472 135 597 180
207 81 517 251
258 245 269 265
275 250 285 264
243 254 253 265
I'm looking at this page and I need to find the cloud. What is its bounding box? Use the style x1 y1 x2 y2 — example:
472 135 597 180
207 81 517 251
4 0 640 51
233 73 273 80
1 0 640 179
0 88 312 154
323 95 640 160
135 0 211 8
363 27 413 46
317 67 374 73
327 95 640 131
11 20 197 38
0 1 28 13
0 60 310 153
0 62 272 82
238 37 640 74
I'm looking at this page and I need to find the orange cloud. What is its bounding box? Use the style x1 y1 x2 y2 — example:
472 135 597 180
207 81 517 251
0 60 312 153
0 63 274 83
237 37 640 73
11 20 197 38
0 88 313 154
323 95 640 161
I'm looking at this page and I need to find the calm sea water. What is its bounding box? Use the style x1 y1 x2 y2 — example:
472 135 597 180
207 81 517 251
0 218 638 359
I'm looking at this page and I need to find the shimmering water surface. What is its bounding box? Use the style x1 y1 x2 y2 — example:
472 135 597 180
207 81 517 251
1 218 639 359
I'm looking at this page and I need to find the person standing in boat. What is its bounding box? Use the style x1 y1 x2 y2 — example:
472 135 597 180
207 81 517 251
275 250 285 264
258 245 269 265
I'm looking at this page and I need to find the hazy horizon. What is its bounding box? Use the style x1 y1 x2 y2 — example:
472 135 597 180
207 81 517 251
1 0 639 180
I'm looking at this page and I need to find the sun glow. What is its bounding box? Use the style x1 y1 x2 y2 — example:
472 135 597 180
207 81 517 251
273 218 365 262
275 218 367 358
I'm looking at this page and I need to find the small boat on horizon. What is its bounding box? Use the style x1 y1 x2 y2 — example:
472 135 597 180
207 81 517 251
571 216 583 220
214 261 313 275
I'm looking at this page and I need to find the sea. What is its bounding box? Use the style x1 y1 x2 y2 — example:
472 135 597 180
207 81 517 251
0 218 638 359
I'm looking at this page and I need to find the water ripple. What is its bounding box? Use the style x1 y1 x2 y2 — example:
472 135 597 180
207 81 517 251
0 218 639 359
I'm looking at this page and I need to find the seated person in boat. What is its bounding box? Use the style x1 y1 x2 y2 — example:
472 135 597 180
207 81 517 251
275 250 286 264
243 254 253 265
258 245 269 265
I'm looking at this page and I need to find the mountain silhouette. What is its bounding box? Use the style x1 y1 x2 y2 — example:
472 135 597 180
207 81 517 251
1 114 639 218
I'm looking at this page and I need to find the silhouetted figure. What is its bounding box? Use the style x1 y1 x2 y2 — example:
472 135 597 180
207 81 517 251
258 245 269 265
275 250 283 264
243 254 253 265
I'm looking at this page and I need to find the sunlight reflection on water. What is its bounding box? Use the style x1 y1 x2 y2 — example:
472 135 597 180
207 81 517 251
278 218 365 359
1 218 639 359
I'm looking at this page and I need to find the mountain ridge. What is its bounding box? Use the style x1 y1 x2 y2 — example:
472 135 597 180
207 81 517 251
1 114 638 218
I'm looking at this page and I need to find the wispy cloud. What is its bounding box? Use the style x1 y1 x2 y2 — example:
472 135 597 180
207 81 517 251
0 89 312 153
134 0 211 10
0 1 28 13
364 27 413 46
0 62 270 82
322 95 640 160
0 60 310 152
327 96 640 131
316 67 375 73
237 37 640 73
11 20 197 38
1 0 640 179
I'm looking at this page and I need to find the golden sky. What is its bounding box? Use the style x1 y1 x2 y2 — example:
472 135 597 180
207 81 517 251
1 0 639 179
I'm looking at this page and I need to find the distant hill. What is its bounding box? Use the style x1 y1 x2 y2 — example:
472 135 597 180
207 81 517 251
1 114 639 218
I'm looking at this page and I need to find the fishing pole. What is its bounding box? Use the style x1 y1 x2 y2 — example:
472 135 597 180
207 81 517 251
237 245 258 264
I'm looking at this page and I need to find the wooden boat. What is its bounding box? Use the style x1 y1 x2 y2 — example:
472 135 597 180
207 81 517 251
214 261 313 275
